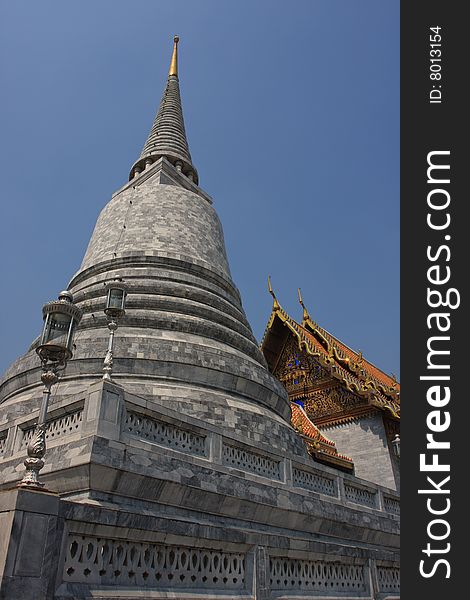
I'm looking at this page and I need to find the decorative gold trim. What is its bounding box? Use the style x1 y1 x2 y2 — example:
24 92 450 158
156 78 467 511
303 313 400 405
316 406 379 428
260 297 400 420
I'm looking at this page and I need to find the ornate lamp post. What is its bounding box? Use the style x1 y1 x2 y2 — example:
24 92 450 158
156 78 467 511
19 290 82 488
392 433 400 459
102 281 128 381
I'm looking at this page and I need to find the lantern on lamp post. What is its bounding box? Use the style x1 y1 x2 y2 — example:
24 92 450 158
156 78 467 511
19 290 82 488
102 281 128 381
392 433 400 459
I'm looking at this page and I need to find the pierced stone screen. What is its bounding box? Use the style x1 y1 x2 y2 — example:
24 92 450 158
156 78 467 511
270 557 366 593
63 534 246 590
344 483 377 508
377 565 400 594
293 468 337 497
21 409 83 449
222 443 281 479
124 411 207 456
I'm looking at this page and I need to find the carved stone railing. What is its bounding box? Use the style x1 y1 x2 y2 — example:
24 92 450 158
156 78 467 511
344 482 378 509
292 467 338 497
270 556 367 594
62 533 247 590
0 381 400 524
123 410 208 457
377 564 400 594
222 443 281 480
0 378 400 599
383 494 401 516
20 408 83 450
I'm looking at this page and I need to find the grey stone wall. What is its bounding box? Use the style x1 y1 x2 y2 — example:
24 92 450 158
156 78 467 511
79 177 230 277
321 413 399 491
0 486 399 600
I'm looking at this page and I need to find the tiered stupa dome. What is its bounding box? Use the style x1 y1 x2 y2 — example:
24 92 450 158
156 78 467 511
0 36 302 455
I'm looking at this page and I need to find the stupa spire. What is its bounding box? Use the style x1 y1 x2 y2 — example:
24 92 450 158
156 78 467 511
129 35 198 183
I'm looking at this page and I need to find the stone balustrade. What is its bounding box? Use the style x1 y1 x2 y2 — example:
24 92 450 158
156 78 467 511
0 381 400 519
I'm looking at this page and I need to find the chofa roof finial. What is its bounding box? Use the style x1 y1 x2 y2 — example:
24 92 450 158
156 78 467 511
297 287 309 322
268 275 280 309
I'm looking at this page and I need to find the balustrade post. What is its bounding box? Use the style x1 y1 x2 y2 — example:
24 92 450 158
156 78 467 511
377 488 385 511
81 379 125 441
283 458 293 485
254 546 270 600
337 474 345 501
209 432 223 464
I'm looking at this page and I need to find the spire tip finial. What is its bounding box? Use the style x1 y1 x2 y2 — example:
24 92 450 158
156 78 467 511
169 35 179 77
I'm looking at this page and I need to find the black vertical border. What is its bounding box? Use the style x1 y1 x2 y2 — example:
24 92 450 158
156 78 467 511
401 2 466 597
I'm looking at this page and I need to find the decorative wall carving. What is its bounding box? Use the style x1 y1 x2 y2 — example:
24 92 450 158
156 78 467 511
272 336 368 421
304 385 366 421
273 336 330 396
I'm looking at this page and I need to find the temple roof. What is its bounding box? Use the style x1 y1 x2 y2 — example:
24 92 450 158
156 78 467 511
129 36 198 183
261 284 400 420
303 315 398 390
290 402 354 470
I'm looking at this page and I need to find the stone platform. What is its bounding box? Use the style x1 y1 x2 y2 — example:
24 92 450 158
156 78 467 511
0 380 399 600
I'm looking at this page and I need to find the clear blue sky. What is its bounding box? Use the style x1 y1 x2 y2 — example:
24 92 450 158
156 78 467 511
0 0 399 377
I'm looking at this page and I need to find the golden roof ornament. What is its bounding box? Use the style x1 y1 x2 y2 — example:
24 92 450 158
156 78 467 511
268 275 280 309
169 35 179 77
297 287 310 323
